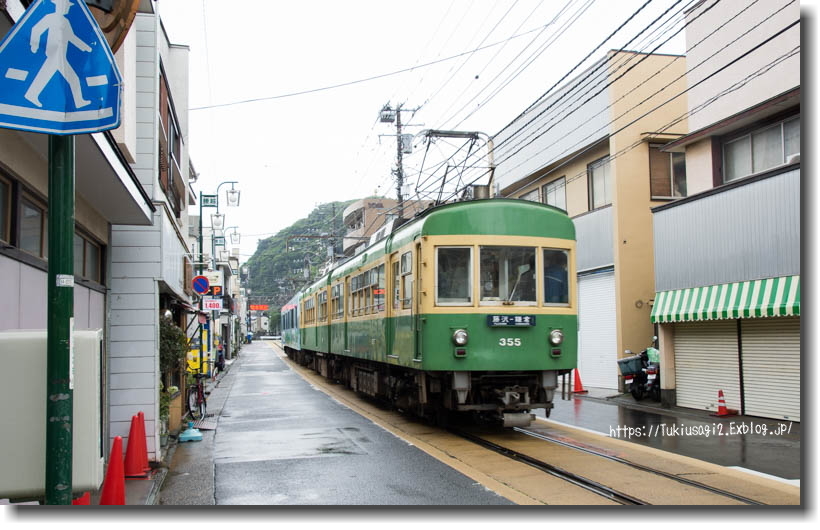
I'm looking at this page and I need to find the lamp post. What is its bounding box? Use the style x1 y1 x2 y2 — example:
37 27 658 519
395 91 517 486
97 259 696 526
197 180 239 375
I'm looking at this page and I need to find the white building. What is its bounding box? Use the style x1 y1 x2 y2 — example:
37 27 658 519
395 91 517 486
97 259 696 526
650 0 800 420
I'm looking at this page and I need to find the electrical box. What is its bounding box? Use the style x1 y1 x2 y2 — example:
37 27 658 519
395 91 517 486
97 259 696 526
0 330 104 501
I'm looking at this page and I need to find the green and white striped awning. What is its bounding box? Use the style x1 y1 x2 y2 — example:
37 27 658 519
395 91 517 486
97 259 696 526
651 275 800 324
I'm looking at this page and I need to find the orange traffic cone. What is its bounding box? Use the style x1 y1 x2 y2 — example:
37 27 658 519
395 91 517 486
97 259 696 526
137 411 151 472
711 390 738 417
72 492 90 505
124 415 148 478
99 437 126 505
573 369 588 394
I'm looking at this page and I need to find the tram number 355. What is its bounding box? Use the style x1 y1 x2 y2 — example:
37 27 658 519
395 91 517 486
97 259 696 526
499 338 522 347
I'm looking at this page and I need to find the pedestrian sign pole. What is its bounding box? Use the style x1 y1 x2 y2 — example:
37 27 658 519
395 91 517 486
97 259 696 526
0 0 122 504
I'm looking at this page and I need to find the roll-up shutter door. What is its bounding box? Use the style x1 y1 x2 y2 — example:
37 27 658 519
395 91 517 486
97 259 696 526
674 321 741 412
577 271 618 389
741 317 800 422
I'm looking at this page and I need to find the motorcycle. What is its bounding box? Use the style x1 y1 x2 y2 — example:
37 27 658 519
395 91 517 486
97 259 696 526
618 337 661 401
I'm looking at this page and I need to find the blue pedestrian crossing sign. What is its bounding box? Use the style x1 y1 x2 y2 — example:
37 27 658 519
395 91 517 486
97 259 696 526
0 0 122 135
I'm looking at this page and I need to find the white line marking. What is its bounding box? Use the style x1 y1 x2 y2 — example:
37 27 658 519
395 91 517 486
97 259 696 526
5 68 28 81
0 102 113 122
86 75 107 87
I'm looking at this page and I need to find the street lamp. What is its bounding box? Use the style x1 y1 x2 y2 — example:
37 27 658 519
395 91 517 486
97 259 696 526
210 212 225 231
197 180 240 376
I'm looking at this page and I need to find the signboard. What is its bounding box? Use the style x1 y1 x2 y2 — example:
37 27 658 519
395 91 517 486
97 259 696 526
208 285 223 296
487 315 536 327
213 236 226 247
0 0 122 134
203 297 223 311
201 194 217 207
192 275 210 295
249 304 269 311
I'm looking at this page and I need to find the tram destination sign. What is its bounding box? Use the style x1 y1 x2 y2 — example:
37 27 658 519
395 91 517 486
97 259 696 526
487 315 536 327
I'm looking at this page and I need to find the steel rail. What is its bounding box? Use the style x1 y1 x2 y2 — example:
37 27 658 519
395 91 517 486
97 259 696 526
515 427 765 506
450 428 648 505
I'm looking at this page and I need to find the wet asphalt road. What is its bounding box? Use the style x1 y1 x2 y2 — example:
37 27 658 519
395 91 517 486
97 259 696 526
209 342 512 505
538 392 801 481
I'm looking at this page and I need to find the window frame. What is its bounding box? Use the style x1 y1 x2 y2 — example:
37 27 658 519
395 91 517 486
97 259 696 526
400 251 413 309
435 246 473 306
478 245 538 307
722 115 800 183
542 248 570 307
0 175 10 243
587 156 612 210
541 176 567 211
19 193 47 259
649 144 687 199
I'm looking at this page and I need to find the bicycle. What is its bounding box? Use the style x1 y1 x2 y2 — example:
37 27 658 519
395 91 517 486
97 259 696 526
187 373 208 420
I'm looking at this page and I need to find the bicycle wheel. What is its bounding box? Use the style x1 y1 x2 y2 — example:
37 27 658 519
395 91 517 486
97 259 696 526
188 386 204 420
197 391 207 419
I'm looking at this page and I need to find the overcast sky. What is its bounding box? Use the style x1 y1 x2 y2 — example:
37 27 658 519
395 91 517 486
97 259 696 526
158 0 691 262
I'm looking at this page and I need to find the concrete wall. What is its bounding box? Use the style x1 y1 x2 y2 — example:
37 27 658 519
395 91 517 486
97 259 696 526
685 0 800 132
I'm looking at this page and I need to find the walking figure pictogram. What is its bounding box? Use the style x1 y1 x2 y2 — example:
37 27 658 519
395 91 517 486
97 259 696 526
24 0 91 109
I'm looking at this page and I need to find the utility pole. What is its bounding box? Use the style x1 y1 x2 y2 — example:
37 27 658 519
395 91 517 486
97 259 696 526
380 102 420 222
394 103 405 220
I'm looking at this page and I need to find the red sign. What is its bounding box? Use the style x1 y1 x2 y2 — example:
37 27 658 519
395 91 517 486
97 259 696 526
249 304 269 311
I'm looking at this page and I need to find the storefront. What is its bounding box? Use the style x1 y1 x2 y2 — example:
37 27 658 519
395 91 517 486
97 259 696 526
651 275 800 421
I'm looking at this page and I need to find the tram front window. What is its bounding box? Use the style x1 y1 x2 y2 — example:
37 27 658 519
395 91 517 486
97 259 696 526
543 249 569 305
436 247 472 304
480 246 536 304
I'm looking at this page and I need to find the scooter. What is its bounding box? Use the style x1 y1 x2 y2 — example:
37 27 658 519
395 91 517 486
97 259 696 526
619 337 661 401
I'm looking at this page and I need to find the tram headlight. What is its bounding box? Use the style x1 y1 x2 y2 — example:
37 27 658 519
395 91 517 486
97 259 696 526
452 329 469 346
549 329 564 346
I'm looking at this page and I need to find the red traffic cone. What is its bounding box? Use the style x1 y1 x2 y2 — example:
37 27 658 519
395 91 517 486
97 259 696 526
72 492 90 505
137 411 151 472
99 436 126 505
711 389 738 417
124 415 148 478
573 369 588 394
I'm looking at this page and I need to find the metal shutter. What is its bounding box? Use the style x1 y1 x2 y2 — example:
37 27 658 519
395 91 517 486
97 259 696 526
741 317 800 421
577 271 618 389
674 321 741 412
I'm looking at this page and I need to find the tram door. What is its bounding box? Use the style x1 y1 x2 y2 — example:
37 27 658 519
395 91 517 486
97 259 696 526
387 252 399 358
414 242 423 361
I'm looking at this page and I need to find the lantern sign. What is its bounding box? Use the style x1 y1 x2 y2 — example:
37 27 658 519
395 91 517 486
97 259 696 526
249 304 269 311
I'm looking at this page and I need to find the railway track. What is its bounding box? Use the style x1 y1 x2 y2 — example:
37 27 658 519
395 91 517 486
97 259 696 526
451 427 647 505
452 426 766 505
515 427 765 505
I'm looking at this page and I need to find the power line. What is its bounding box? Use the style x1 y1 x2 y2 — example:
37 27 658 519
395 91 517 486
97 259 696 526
188 18 572 111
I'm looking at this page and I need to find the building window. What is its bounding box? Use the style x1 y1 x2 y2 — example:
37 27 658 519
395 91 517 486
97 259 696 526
588 157 611 210
649 145 686 198
519 189 539 202
0 176 10 243
723 116 800 182
73 233 102 283
20 195 47 259
542 177 566 211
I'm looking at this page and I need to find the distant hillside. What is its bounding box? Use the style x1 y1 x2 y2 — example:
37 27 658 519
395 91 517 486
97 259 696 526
243 199 357 325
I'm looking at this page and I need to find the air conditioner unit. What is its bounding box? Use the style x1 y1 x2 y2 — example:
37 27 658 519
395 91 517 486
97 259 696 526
0 330 104 501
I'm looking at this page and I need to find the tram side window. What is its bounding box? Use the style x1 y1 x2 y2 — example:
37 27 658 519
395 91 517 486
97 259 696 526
375 264 385 312
401 251 412 309
331 284 343 319
318 290 328 322
543 249 569 305
436 247 472 305
480 246 536 304
392 261 400 309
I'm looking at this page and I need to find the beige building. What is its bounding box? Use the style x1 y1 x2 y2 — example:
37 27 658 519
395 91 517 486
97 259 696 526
342 197 430 256
493 50 688 390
